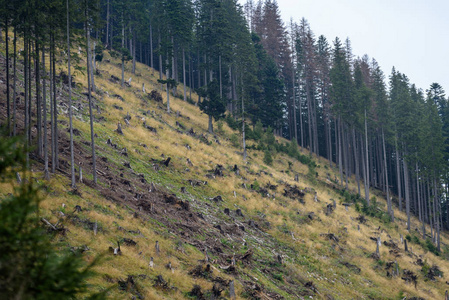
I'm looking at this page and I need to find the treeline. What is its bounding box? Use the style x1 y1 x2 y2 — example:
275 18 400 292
2 0 449 250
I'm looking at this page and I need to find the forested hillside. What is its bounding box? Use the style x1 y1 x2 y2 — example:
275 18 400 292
1 0 449 299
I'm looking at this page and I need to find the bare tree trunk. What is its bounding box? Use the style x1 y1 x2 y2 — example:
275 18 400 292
53 34 59 170
35 39 42 157
166 60 170 113
342 125 349 189
432 177 437 243
416 161 421 222
395 134 402 211
121 19 125 87
90 41 95 91
67 0 75 187
5 19 10 135
158 33 163 85
24 37 29 164
132 34 136 74
292 67 297 143
299 91 304 148
361 134 367 199
353 128 360 196
93 42 96 71
328 118 332 167
364 109 370 205
86 17 97 185
306 84 312 155
28 40 32 149
403 149 411 231
383 128 392 220
427 180 434 239
219 55 222 98
42 47 49 180
189 54 192 101
50 38 55 173
183 48 186 101
208 115 213 133
149 24 153 70
106 0 109 47
422 180 426 238
171 36 176 95
338 117 343 186
12 27 17 136
242 77 247 161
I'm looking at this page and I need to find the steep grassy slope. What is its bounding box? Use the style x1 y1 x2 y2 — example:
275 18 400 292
2 45 449 300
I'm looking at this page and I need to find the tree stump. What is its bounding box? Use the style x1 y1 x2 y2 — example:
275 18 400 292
404 239 408 252
79 165 83 183
16 172 22 184
229 280 236 300
163 157 171 167
116 122 123 135
149 257 154 268
94 220 97 236
155 241 160 255
294 174 299 182
142 83 145 93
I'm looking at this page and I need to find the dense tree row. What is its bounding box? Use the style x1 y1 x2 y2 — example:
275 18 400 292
2 0 449 250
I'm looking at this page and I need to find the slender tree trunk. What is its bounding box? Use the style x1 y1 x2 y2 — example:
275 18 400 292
328 118 332 166
364 109 370 205
67 0 75 187
292 67 297 143
28 40 32 147
106 0 109 47
360 134 367 197
132 34 136 74
416 161 421 222
35 39 42 157
24 37 29 164
403 150 411 231
306 84 312 154
158 33 163 83
382 128 392 220
52 34 59 169
5 19 10 134
338 117 343 186
171 36 176 95
208 115 213 133
353 128 360 196
166 61 170 113
242 78 247 161
343 125 349 189
86 17 97 185
49 38 55 173
149 24 153 71
219 55 222 99
189 54 192 101
427 180 433 239
92 41 96 71
90 41 95 92
299 92 304 148
12 27 17 136
183 48 186 101
121 19 125 87
432 177 437 243
395 134 402 211
42 47 49 180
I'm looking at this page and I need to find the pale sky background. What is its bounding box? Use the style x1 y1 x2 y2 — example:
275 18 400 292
239 0 449 94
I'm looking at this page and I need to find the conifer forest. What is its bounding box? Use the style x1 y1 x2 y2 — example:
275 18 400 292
2 0 449 299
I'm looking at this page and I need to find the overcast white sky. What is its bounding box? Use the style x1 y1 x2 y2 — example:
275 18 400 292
239 0 449 94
